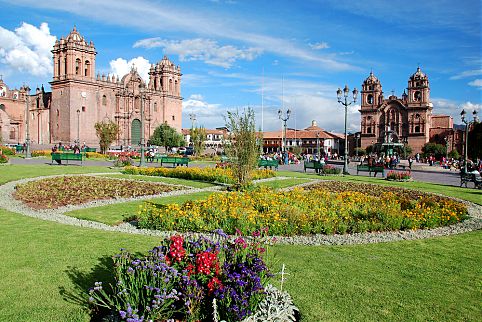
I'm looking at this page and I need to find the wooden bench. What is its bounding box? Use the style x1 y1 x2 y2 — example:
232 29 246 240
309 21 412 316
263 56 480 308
160 156 189 167
357 164 385 177
304 160 325 173
51 152 85 164
460 171 482 189
258 159 279 170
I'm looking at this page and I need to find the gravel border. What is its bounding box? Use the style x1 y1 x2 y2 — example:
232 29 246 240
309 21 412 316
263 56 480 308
0 174 480 245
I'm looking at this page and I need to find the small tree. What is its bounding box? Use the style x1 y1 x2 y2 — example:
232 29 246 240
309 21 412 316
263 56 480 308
94 120 119 154
448 149 460 159
224 108 259 189
190 126 206 156
422 142 446 159
149 123 185 151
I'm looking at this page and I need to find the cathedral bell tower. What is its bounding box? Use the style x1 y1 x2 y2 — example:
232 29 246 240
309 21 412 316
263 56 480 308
52 26 97 81
360 71 383 109
407 67 430 107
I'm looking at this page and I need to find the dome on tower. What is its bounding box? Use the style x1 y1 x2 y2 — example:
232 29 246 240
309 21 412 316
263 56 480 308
363 71 380 85
410 67 427 80
66 26 85 44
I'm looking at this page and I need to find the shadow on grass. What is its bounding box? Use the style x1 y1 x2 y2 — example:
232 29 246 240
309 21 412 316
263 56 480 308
59 255 114 321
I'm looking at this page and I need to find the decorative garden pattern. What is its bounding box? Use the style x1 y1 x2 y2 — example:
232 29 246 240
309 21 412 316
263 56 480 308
136 182 468 235
14 176 184 209
123 166 276 184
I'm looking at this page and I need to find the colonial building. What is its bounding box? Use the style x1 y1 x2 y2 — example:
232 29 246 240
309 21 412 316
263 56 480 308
262 121 343 155
359 68 457 154
0 27 182 147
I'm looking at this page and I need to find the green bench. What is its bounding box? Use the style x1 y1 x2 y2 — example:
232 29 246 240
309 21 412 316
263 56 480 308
51 152 85 164
304 160 325 173
160 156 189 167
356 164 385 177
258 159 279 170
15 145 23 153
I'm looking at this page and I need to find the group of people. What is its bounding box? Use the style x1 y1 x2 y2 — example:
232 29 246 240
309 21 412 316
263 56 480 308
51 142 89 154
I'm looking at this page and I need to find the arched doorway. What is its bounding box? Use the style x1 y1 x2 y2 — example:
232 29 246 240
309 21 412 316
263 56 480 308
131 119 141 146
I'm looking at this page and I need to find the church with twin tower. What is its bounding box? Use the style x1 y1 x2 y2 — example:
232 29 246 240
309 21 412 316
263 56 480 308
0 27 183 147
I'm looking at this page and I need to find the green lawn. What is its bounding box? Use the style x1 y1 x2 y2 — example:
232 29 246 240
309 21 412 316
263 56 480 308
0 164 118 185
65 191 216 225
99 173 215 188
0 165 481 321
254 177 313 189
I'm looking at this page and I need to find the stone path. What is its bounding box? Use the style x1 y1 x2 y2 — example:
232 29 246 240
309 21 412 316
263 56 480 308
0 173 480 245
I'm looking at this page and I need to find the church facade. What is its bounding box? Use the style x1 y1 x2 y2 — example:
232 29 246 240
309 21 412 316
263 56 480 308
0 27 182 147
359 68 456 154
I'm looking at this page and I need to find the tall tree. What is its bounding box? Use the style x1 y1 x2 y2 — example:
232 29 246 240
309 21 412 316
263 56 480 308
224 108 260 189
149 123 185 151
94 120 119 154
190 126 206 156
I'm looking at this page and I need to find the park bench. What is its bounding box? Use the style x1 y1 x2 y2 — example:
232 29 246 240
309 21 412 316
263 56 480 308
258 159 279 170
51 152 85 165
304 160 324 173
160 156 189 167
356 164 385 177
15 145 23 153
460 171 482 189
150 153 167 163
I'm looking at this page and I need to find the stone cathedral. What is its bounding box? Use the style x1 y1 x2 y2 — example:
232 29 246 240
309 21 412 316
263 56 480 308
0 27 182 146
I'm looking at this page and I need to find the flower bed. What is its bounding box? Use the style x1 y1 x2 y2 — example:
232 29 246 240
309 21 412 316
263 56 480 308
14 176 184 209
320 164 341 175
137 183 468 235
31 149 52 157
123 166 276 184
0 153 9 163
386 170 412 181
0 146 16 155
89 231 278 321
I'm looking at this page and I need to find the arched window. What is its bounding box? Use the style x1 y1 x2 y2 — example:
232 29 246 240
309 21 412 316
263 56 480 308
175 80 178 94
415 125 420 133
84 60 90 77
75 58 81 75
102 95 107 106
0 104 5 110
367 127 372 134
169 79 173 92
57 59 61 76
64 58 67 76
367 94 373 104
154 102 157 112
172 115 175 121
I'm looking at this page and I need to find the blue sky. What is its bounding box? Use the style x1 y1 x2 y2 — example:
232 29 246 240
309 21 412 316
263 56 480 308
0 0 481 133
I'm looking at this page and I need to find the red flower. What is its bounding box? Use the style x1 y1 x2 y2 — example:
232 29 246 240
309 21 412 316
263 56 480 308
207 276 223 294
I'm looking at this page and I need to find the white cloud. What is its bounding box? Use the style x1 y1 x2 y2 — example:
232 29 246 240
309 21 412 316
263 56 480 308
468 79 482 88
134 38 262 68
431 98 481 123
0 22 56 76
450 69 482 80
182 96 224 128
189 94 204 100
309 42 330 50
109 56 151 83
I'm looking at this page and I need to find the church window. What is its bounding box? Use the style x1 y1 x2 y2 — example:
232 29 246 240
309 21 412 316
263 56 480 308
367 127 372 134
415 125 420 133
102 95 107 106
172 115 175 121
10 128 15 140
415 113 420 119
84 60 90 77
0 104 4 110
367 94 373 104
57 59 61 76
82 106 86 112
368 85 373 90
175 80 178 94
414 91 421 101
75 58 81 75
64 58 67 76
154 102 157 112
169 79 172 92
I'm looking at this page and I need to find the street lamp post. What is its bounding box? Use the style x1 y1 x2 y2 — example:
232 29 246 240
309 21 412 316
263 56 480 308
278 108 291 164
76 109 80 145
355 132 360 159
316 132 320 160
444 136 449 160
24 86 31 158
139 83 146 167
336 85 358 174
460 109 478 173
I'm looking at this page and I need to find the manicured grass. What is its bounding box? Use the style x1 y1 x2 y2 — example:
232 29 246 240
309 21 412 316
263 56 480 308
1 165 481 321
65 191 216 225
0 164 117 185
99 173 215 188
275 231 482 321
254 177 313 189
0 207 480 321
279 171 482 205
